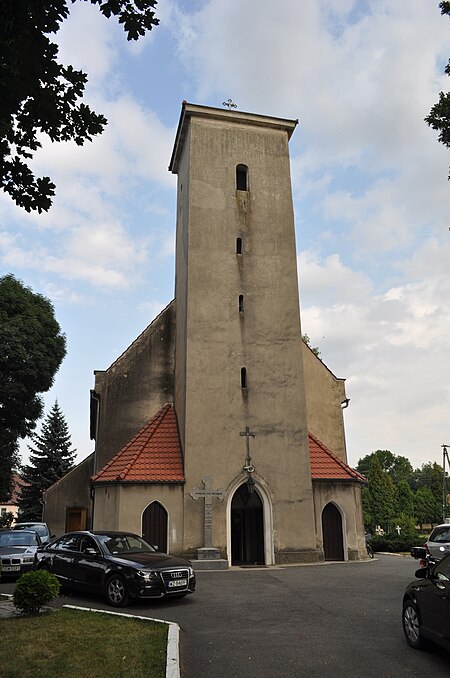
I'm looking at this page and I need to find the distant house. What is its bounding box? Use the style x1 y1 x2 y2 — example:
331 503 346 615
0 475 27 523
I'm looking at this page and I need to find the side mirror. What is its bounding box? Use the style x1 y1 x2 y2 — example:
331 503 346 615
415 568 428 579
411 546 427 559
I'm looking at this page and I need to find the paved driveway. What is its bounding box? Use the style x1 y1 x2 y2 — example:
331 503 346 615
2 555 450 677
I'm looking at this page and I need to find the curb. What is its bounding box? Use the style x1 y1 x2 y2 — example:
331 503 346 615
64 606 180 678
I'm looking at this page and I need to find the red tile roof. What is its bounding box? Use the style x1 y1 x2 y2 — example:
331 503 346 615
92 405 364 486
309 432 366 482
91 403 184 484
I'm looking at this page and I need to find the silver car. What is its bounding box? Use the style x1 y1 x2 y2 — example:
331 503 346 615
0 529 42 577
13 522 53 544
426 523 450 560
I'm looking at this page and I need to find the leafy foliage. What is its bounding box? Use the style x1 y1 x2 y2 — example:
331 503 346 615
357 450 413 485
302 334 321 357
364 456 395 531
358 448 446 531
0 511 15 528
0 275 66 501
424 2 450 178
19 401 75 521
0 0 159 212
13 569 60 615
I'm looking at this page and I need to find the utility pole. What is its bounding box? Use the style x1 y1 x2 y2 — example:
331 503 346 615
442 444 450 522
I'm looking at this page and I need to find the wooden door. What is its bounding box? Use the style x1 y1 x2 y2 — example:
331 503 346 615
322 503 344 561
142 502 168 553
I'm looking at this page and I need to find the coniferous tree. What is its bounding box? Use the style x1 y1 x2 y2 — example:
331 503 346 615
18 401 75 520
366 456 396 531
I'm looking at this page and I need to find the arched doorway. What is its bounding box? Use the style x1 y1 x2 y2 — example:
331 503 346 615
231 483 265 565
142 501 168 553
322 502 344 561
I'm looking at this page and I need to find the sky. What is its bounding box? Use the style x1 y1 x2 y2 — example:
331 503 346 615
1 0 449 472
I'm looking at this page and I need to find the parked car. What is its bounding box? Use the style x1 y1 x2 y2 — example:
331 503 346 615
13 522 54 545
34 530 196 606
0 529 42 578
402 548 450 651
425 523 450 561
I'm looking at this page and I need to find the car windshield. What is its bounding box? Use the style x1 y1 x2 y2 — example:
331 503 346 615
15 524 47 536
100 534 155 555
0 531 38 547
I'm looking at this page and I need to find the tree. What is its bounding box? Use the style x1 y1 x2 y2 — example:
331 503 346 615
356 450 413 486
18 401 75 520
0 1 159 212
394 480 415 520
412 462 443 523
424 2 450 178
365 456 396 531
414 487 436 528
0 274 66 501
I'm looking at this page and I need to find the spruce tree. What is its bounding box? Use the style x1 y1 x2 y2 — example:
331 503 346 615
18 401 75 521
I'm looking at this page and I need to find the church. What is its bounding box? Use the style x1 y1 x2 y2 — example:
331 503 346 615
44 102 367 566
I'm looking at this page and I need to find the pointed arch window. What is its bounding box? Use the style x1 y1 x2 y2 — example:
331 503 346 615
236 164 249 191
241 367 247 389
238 295 244 313
236 237 242 254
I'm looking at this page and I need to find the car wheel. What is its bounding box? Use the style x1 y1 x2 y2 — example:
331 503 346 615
402 599 426 649
106 574 129 607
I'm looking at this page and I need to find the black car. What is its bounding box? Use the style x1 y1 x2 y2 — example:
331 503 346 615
402 549 450 651
34 531 196 607
0 529 42 578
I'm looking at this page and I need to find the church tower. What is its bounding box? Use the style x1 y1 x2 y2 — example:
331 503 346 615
169 103 318 564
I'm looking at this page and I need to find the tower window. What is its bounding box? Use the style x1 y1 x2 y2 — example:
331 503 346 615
236 164 249 191
236 237 242 254
241 367 247 389
238 295 244 313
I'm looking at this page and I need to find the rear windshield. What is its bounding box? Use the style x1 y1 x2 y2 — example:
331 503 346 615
15 524 47 536
430 526 450 543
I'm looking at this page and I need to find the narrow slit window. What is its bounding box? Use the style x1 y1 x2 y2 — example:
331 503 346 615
236 237 242 254
238 295 244 313
241 367 247 389
236 164 249 191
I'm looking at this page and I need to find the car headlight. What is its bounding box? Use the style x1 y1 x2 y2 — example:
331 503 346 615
137 570 159 582
23 557 34 564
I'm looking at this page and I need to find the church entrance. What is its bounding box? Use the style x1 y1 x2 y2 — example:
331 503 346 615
231 483 265 565
142 501 168 553
322 502 344 561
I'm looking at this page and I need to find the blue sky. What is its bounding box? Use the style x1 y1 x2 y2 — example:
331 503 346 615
1 0 449 470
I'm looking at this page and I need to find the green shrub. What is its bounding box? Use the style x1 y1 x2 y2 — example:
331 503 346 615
13 570 60 616
370 532 425 553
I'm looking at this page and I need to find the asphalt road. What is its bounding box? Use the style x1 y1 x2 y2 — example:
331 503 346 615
2 554 450 677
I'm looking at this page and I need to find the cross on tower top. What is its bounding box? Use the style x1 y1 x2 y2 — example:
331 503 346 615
223 98 237 109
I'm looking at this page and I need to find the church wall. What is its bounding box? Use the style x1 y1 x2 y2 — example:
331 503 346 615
43 454 94 538
174 129 191 449
93 484 184 554
302 342 348 462
174 109 317 562
94 302 176 472
312 480 366 561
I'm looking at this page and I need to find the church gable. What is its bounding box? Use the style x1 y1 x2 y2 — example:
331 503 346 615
92 403 184 484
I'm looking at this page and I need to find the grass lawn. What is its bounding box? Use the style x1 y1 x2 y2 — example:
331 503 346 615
0 607 168 678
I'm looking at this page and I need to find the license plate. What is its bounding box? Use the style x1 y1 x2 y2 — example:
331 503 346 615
168 579 187 588
2 565 20 572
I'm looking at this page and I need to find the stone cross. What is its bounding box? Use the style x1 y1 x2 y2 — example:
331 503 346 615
190 476 225 548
